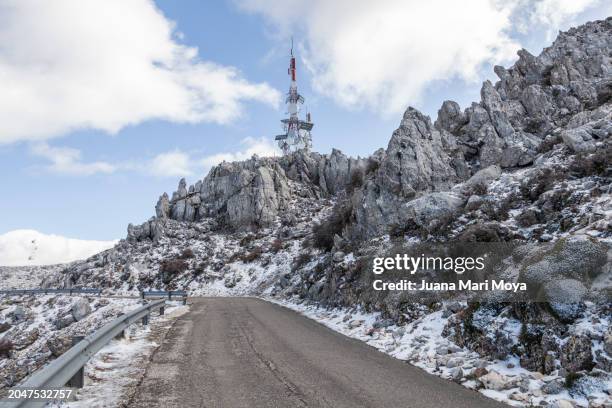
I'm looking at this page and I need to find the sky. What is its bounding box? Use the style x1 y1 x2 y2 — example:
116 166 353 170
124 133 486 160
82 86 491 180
0 0 610 240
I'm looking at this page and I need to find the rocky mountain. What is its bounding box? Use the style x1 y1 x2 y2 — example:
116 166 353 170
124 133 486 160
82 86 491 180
19 17 612 407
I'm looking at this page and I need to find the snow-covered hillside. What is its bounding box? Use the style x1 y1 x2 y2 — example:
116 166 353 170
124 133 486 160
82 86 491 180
0 230 116 266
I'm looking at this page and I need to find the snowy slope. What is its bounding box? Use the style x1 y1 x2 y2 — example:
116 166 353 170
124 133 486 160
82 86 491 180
0 229 116 266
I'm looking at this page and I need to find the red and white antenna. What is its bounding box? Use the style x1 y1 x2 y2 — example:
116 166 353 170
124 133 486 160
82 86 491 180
273 38 313 155
289 37 296 81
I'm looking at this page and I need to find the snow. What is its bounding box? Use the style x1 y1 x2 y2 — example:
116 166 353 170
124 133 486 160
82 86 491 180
269 297 612 408
0 230 116 266
0 264 64 289
183 237 301 297
58 302 189 408
0 295 144 396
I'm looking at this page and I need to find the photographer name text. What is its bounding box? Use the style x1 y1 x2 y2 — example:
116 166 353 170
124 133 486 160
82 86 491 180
372 279 526 292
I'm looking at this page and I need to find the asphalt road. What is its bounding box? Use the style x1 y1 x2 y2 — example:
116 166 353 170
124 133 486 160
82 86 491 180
128 298 507 408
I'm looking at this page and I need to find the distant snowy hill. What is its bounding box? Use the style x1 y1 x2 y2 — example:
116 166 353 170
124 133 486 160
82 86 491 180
0 229 116 266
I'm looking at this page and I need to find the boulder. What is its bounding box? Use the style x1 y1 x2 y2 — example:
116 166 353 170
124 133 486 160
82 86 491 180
348 320 363 329
459 222 505 242
9 306 26 323
464 195 483 211
332 252 345 263
542 379 564 394
542 279 587 322
46 335 72 357
446 357 463 368
561 335 594 372
449 367 463 381
54 314 75 330
561 108 612 153
399 192 465 231
458 165 501 195
516 208 542 227
71 298 92 321
12 328 39 350
127 218 164 243
499 131 540 167
480 371 515 391
520 236 608 288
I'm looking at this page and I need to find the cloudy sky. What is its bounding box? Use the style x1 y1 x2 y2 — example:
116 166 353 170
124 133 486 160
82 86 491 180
0 0 610 240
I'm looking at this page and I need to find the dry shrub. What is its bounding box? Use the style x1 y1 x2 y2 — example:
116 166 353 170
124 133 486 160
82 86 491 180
160 259 189 275
312 201 352 252
292 253 313 272
365 158 380 175
0 338 13 358
348 169 364 192
570 142 611 177
270 239 283 253
240 246 262 263
179 248 195 259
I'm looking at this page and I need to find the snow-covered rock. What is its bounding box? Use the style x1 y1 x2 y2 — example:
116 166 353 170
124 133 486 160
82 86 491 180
71 298 92 321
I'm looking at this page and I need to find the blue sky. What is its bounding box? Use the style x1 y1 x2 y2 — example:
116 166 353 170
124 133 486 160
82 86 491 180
0 0 610 240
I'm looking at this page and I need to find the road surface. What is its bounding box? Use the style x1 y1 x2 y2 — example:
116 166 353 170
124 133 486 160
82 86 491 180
128 298 507 408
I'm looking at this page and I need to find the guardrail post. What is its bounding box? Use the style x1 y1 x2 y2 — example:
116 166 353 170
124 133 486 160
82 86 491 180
159 306 165 316
140 291 145 300
168 292 172 301
183 296 187 305
67 336 85 388
142 314 149 326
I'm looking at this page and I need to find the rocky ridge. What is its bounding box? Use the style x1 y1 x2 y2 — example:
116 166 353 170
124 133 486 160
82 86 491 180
11 17 612 408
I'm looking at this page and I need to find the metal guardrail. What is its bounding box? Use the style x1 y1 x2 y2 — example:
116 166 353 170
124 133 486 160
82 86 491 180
0 299 166 408
141 290 188 304
0 288 102 296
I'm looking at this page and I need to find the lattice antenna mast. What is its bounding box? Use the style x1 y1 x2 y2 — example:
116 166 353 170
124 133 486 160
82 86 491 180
274 38 313 155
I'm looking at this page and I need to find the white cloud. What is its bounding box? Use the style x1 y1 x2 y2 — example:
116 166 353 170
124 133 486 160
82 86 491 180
236 0 605 115
141 138 281 178
530 0 602 40
149 150 193 178
31 138 280 178
236 0 521 114
0 0 281 144
0 229 116 266
31 142 116 175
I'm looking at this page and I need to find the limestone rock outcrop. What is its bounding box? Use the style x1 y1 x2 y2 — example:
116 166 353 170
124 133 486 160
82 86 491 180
435 18 612 170
118 18 612 264
154 150 367 229
352 108 466 237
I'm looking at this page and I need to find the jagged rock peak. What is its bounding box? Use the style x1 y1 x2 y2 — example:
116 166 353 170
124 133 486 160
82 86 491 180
155 150 368 229
432 17 611 170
